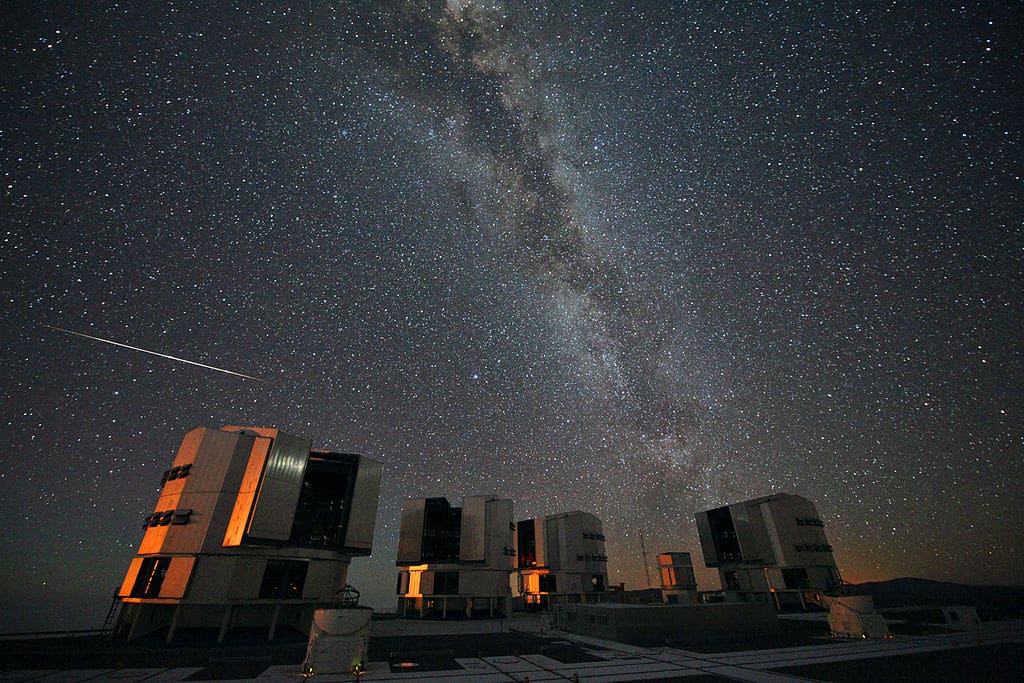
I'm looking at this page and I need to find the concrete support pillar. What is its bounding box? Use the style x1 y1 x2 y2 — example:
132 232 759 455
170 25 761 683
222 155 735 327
218 605 233 643
165 604 182 644
268 604 281 642
125 605 142 643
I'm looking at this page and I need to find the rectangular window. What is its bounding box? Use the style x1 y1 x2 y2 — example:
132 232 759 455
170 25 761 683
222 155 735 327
707 507 743 561
421 499 462 563
160 464 192 487
661 567 675 588
433 571 459 594
781 567 810 590
518 519 537 567
259 559 308 598
170 508 192 525
130 557 171 598
289 453 359 550
828 566 842 587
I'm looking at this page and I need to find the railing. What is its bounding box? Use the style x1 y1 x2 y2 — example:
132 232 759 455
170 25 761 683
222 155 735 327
0 628 112 642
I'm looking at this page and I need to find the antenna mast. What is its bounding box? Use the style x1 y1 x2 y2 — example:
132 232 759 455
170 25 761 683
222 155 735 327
639 529 653 589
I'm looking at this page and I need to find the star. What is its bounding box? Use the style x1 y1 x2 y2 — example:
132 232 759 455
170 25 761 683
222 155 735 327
0 0 1020 631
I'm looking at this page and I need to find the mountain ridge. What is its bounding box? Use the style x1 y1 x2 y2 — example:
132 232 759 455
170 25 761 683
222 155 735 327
845 576 1024 618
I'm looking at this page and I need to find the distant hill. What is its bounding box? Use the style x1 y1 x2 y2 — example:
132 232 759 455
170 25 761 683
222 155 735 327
846 577 1024 619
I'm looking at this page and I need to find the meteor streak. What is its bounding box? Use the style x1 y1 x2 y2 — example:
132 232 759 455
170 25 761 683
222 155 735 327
46 325 267 382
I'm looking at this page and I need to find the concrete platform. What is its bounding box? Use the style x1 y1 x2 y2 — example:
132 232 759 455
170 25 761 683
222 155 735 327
0 618 1021 681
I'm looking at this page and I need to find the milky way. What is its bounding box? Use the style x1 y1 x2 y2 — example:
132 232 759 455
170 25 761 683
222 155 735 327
1 1 1021 630
365 2 715 503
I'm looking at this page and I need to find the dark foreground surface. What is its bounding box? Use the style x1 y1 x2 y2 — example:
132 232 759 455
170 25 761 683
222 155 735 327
0 629 307 680
2 620 1022 681
1 623 828 675
775 641 1024 682
368 631 601 672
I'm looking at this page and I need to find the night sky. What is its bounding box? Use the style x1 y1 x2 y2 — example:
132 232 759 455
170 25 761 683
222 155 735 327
2 2 1022 632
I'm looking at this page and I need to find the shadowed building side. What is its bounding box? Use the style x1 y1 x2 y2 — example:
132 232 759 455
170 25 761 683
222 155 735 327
395 496 515 619
515 510 609 610
658 552 699 605
113 426 382 642
696 492 841 609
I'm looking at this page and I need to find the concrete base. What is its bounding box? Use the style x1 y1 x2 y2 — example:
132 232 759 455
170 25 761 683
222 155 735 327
302 606 373 675
551 601 778 644
825 595 891 639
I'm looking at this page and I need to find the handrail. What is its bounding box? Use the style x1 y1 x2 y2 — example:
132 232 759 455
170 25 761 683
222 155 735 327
0 628 112 642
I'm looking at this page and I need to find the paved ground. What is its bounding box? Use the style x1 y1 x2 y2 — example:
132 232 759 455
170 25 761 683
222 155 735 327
347 620 1022 683
775 641 1024 682
0 618 1021 682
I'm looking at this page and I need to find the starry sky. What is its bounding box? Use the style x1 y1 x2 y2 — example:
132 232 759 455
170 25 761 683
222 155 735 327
2 1 1022 632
